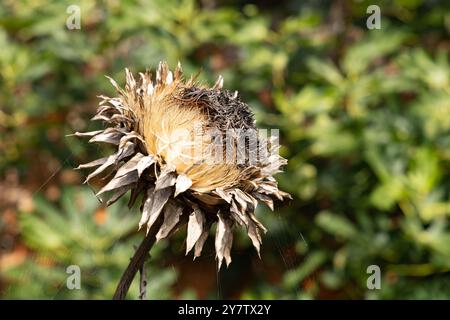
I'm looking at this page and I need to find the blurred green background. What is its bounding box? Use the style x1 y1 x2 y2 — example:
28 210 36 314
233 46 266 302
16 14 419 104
1 0 450 299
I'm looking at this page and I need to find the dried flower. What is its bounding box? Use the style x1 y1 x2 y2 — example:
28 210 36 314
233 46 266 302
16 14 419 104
74 61 290 268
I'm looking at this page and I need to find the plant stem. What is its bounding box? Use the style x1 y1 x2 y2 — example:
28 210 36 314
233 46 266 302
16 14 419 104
113 218 162 300
138 261 147 300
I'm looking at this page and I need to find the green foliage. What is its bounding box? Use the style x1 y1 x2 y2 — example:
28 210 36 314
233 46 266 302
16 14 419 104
1 0 449 299
4 188 177 299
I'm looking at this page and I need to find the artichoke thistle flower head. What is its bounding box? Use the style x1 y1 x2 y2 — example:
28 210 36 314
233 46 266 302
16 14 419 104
74 61 290 267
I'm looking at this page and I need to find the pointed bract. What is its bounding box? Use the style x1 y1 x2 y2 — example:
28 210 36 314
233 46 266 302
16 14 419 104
174 174 192 197
156 200 184 241
215 213 233 268
186 204 205 255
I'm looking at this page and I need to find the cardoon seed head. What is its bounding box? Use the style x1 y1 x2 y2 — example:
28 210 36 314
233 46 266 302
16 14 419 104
74 61 291 267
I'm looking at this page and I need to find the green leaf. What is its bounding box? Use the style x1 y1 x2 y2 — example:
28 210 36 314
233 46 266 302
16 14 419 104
315 211 357 239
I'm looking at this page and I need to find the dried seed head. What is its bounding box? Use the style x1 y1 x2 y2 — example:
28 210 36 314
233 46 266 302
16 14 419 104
74 61 291 268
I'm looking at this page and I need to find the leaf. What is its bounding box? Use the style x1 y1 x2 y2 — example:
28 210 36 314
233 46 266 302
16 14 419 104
342 31 406 76
370 179 404 211
283 251 327 289
306 57 343 85
315 211 357 239
174 174 192 197
186 204 205 255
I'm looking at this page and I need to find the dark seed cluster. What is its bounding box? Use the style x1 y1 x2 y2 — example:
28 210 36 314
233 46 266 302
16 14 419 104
178 87 256 132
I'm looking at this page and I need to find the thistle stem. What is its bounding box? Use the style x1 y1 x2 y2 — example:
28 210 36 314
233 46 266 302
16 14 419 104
138 261 147 300
113 218 162 300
